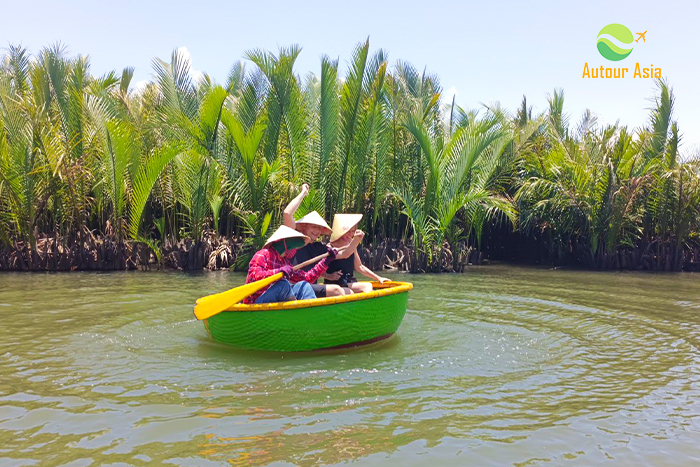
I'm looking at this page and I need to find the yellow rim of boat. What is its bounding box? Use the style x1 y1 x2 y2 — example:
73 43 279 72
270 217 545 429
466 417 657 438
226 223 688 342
223 281 413 312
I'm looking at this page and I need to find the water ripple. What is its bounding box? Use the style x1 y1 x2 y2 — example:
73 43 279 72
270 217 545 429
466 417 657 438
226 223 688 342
1 267 699 465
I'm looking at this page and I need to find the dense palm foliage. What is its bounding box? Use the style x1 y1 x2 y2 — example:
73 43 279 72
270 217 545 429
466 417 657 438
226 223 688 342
1 42 699 271
515 85 700 270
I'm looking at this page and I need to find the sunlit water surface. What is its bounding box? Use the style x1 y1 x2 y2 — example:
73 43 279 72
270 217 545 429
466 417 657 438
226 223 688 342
1 266 699 466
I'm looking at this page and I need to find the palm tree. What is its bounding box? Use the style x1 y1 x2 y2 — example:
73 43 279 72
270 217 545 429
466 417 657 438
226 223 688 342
392 104 517 271
246 45 308 183
151 50 229 243
0 45 49 254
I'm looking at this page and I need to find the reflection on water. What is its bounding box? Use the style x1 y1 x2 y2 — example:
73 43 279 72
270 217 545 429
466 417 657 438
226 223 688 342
1 266 700 466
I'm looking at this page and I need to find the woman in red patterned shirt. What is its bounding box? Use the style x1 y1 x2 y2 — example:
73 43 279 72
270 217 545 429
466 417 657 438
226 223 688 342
244 225 337 304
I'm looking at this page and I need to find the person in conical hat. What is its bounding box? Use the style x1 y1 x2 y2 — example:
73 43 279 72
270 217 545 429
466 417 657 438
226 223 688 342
264 225 308 251
283 184 332 241
296 211 332 236
329 213 363 242
283 184 359 298
325 213 389 294
244 224 337 304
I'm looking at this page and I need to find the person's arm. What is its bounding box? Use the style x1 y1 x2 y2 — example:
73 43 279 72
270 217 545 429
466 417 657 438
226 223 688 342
294 247 337 283
321 270 342 281
247 249 284 282
296 260 328 284
335 230 364 259
353 253 388 283
283 183 309 229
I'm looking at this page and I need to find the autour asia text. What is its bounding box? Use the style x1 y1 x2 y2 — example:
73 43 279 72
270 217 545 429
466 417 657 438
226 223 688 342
582 63 661 79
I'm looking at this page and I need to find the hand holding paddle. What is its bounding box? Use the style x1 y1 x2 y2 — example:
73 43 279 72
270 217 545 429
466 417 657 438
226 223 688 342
194 252 331 321
279 265 294 279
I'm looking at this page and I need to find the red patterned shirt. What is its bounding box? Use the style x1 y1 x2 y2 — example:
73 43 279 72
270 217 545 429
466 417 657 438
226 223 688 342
244 246 328 304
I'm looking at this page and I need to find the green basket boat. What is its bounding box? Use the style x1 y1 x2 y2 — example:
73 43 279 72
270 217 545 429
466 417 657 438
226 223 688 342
202 281 413 351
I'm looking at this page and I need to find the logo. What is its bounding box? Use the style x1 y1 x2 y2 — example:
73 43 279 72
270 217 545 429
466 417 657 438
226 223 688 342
583 25 658 79
596 24 634 61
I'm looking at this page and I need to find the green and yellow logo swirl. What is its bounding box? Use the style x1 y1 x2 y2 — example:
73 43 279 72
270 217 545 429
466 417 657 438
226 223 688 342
596 24 634 61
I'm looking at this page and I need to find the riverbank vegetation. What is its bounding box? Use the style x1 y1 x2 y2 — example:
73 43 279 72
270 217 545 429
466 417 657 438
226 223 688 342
1 41 699 272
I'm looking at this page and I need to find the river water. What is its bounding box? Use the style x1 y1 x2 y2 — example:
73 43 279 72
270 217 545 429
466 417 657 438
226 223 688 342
1 266 699 466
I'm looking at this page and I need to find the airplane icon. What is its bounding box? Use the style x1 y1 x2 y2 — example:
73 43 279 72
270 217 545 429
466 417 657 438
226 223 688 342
635 31 647 43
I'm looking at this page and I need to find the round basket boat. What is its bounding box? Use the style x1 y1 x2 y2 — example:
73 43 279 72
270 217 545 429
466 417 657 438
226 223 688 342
202 281 413 351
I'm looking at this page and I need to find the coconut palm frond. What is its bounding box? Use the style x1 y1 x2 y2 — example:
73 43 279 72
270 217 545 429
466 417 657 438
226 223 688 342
128 142 183 239
316 55 340 214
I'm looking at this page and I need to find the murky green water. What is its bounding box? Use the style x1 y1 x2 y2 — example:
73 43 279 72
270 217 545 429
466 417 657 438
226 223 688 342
1 266 699 466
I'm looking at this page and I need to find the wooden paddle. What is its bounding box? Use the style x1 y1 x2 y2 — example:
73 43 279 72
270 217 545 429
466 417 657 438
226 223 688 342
193 252 329 321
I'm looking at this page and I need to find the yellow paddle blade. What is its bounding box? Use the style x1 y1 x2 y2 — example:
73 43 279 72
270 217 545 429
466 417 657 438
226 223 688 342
193 272 283 321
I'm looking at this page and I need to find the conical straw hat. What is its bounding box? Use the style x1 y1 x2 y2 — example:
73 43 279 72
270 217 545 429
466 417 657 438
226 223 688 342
329 214 363 242
264 225 309 247
296 211 332 235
